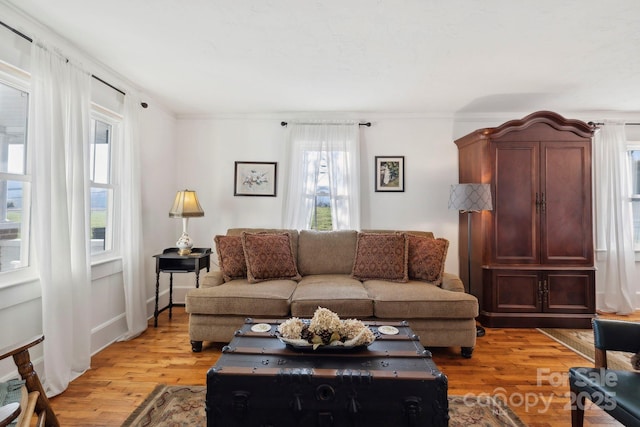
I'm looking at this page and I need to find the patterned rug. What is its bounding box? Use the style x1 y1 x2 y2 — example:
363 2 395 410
538 328 632 370
122 384 527 426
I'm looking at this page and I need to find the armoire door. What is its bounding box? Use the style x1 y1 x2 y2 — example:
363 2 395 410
489 269 542 313
544 270 595 314
540 142 593 265
492 141 539 264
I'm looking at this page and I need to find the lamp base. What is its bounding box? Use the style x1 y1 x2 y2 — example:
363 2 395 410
176 232 193 256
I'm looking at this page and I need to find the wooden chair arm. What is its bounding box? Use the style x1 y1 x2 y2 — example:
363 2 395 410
0 336 59 427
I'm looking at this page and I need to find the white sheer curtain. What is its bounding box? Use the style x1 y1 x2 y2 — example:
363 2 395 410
283 121 360 230
117 93 147 340
30 41 92 396
593 122 635 314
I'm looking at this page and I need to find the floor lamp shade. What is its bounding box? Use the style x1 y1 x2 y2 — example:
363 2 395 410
448 183 493 212
169 190 205 255
448 183 492 337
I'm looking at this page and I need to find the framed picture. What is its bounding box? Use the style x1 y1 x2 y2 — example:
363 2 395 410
375 156 404 192
234 161 277 197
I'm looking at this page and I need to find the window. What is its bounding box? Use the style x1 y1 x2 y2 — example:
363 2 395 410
284 122 360 231
89 114 115 255
0 80 31 273
629 145 640 249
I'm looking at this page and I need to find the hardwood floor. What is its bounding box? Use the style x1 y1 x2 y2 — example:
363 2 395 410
49 309 638 426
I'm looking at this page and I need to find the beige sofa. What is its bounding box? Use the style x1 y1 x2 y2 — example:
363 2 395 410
185 228 479 357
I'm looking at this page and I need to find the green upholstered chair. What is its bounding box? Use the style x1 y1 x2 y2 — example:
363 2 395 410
568 319 640 427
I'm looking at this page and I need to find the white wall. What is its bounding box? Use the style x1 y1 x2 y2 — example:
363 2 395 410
169 114 463 290
167 112 640 309
139 103 179 316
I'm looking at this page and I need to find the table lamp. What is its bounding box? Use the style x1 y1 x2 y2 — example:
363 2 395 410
169 189 204 255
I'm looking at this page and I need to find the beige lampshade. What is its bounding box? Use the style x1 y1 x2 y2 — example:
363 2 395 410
169 190 205 218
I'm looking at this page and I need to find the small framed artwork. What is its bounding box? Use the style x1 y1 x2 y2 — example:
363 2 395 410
234 161 277 197
375 156 405 192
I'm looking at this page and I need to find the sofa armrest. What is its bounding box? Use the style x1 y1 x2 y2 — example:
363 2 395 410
201 270 224 288
441 272 465 292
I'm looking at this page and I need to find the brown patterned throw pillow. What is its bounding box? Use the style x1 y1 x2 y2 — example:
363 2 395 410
241 232 302 283
214 235 247 282
351 232 408 282
407 235 449 285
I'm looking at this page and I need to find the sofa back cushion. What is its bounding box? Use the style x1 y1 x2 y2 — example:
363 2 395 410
351 232 409 282
362 230 434 239
240 231 302 283
297 230 358 275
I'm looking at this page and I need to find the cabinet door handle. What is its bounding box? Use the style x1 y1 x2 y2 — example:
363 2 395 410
537 281 543 305
540 193 546 214
535 193 540 213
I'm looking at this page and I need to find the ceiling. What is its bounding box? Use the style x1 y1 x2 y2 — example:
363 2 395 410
5 0 640 117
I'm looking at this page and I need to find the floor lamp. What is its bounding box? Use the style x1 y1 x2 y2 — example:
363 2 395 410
448 183 493 337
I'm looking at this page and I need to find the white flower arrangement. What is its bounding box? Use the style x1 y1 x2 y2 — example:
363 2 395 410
278 307 375 350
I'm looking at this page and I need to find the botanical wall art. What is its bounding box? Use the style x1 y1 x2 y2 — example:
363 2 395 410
375 156 404 192
234 161 277 196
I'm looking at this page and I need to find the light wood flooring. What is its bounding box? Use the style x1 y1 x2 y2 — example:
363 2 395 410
49 308 639 426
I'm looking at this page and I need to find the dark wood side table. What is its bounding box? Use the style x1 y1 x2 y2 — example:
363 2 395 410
153 247 211 327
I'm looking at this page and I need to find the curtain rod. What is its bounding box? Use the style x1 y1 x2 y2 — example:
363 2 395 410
281 121 371 127
588 121 640 126
0 20 32 43
0 19 138 102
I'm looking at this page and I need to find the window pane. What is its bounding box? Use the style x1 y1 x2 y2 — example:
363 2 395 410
90 119 111 184
305 152 330 230
90 187 111 253
0 83 28 174
0 180 27 271
632 150 640 195
631 150 640 246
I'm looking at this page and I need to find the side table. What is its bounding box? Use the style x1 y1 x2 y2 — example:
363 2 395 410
153 247 211 327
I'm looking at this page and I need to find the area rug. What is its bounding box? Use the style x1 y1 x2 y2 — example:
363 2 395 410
122 384 527 426
538 328 632 370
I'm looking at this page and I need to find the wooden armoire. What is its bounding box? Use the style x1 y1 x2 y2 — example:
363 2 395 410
454 111 595 328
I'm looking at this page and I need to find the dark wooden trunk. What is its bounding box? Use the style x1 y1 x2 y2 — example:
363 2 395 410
206 319 449 427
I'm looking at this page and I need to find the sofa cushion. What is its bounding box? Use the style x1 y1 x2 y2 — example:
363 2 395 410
407 235 449 285
214 235 247 282
185 279 297 316
291 274 374 318
351 232 408 282
363 280 479 319
297 230 358 275
241 232 302 283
